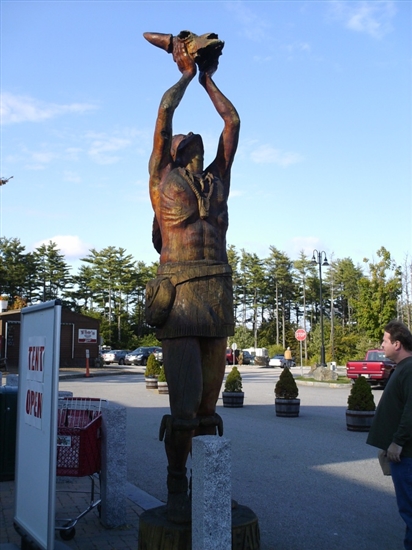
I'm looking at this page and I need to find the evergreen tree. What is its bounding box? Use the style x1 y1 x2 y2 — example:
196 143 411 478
32 241 73 303
0 237 28 305
355 247 402 342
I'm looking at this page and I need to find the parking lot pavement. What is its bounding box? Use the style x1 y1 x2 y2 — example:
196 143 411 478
1 365 405 550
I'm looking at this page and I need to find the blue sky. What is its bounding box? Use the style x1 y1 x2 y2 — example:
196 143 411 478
1 0 411 274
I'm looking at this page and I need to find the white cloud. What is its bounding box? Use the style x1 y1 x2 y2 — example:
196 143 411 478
283 42 312 54
63 171 82 183
329 1 396 39
250 144 304 167
226 2 272 42
33 235 91 259
1 92 98 125
86 132 132 165
288 236 329 259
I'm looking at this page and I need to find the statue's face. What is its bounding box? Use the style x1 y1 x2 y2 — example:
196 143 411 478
173 133 204 167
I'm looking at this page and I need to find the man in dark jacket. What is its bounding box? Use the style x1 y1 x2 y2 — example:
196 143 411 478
367 320 412 549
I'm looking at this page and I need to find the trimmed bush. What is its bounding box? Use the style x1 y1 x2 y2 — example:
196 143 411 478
347 376 376 411
224 366 243 393
145 353 161 377
157 365 167 382
275 367 299 400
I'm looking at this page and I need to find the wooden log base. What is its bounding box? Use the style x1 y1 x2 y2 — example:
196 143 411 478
138 503 260 550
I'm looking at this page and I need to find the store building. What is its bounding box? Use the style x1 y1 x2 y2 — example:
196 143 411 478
0 308 100 369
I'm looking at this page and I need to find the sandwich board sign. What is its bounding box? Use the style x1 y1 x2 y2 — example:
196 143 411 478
14 300 62 550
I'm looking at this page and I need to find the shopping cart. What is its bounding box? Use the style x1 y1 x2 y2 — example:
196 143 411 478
55 398 103 541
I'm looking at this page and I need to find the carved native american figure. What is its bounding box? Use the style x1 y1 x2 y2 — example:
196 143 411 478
144 30 240 523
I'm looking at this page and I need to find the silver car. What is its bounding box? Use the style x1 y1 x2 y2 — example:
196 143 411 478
101 349 130 365
125 346 163 366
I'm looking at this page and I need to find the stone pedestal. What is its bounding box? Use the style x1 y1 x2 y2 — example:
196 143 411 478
138 436 260 550
138 503 260 550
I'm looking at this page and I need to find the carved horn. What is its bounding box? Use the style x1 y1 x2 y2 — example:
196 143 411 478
143 32 173 54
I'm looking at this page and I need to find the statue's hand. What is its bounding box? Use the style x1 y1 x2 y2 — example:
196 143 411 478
173 38 197 77
198 58 219 85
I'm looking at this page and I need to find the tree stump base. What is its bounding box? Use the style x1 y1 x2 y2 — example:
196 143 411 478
138 503 260 550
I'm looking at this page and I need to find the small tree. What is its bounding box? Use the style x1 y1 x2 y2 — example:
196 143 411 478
145 353 161 377
157 365 167 382
347 376 376 411
224 366 243 393
275 367 299 400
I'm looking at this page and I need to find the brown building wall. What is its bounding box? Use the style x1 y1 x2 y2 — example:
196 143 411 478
0 308 100 369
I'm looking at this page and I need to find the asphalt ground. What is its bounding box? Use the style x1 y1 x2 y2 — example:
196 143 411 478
0 365 405 549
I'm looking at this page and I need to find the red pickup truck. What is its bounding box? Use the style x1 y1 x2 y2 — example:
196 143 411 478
346 349 395 387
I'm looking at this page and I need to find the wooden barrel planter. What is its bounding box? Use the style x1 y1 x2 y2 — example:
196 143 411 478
275 398 300 417
346 409 375 432
145 377 158 389
157 381 169 395
222 391 244 408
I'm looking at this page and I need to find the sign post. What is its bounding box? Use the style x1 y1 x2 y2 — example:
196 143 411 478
231 342 237 366
295 328 307 376
85 348 90 378
14 300 62 550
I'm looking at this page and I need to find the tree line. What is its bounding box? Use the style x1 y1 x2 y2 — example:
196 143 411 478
0 236 410 364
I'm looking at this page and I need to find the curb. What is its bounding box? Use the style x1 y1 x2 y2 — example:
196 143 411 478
296 380 351 389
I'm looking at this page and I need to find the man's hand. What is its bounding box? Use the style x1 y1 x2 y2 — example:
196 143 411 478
173 39 196 77
387 442 403 462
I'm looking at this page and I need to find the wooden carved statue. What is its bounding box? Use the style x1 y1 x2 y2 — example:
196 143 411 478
144 30 240 524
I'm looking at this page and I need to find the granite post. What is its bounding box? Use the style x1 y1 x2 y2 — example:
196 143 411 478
192 436 231 550
100 401 127 528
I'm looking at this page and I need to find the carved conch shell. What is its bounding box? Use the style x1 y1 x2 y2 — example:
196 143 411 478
144 30 224 70
143 32 174 53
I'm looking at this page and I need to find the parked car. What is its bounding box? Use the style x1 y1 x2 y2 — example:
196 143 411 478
241 350 253 365
269 354 295 368
226 348 240 365
125 346 163 366
101 349 130 365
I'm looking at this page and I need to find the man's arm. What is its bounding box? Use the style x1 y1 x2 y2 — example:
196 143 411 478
388 366 412 462
149 41 196 191
199 69 240 186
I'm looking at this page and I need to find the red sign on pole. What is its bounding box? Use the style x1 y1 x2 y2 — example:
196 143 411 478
295 328 307 342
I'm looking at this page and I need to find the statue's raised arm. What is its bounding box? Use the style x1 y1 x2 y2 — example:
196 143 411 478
147 36 197 196
199 66 240 193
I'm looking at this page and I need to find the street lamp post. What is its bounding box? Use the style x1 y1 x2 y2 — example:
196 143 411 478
311 250 329 368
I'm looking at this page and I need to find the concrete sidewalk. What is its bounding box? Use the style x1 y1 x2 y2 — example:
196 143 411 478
1 476 145 550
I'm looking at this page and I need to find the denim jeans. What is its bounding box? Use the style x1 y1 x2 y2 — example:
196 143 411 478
391 458 412 550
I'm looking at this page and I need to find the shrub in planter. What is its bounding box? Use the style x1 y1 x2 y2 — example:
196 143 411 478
223 366 244 407
347 376 376 411
157 366 168 394
145 353 161 388
346 375 376 432
224 366 243 392
145 353 161 377
158 366 167 382
275 367 299 400
275 367 300 417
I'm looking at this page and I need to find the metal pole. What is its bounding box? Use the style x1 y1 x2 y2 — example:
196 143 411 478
319 257 326 367
312 250 329 368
